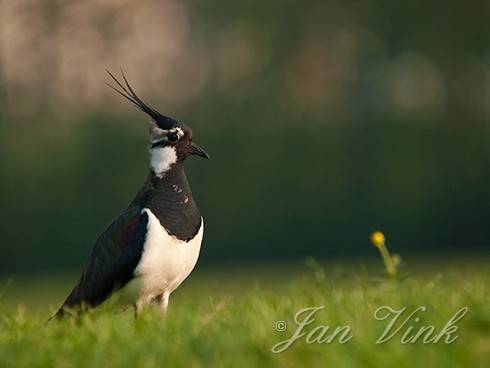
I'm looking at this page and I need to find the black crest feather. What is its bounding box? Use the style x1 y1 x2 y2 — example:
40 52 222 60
105 69 178 130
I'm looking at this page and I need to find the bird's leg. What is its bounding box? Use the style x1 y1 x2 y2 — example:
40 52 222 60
134 295 153 318
159 291 170 315
133 304 138 319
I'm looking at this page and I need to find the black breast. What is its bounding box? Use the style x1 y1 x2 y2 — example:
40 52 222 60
130 166 202 242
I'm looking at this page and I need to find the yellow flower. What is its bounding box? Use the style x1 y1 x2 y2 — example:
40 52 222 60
370 231 385 247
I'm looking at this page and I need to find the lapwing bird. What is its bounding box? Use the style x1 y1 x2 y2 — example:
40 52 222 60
53 71 209 318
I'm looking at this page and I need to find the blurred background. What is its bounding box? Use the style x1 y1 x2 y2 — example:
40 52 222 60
0 0 489 277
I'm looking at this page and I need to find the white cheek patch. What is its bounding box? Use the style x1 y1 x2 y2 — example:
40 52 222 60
171 127 185 139
150 127 185 145
150 146 178 178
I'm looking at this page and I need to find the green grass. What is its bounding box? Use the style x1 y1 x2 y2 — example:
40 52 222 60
0 258 489 367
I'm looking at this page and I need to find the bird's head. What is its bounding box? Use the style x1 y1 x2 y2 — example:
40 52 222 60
106 70 209 178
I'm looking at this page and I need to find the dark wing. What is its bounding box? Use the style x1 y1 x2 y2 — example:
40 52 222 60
54 207 148 318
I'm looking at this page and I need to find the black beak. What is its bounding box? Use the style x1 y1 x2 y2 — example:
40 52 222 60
189 142 210 159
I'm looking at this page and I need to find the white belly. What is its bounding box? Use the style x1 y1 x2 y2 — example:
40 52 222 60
122 208 203 304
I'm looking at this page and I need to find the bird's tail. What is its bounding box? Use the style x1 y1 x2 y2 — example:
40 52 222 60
48 308 66 322
47 283 82 322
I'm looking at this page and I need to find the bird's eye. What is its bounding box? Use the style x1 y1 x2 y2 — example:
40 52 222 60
167 132 179 142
